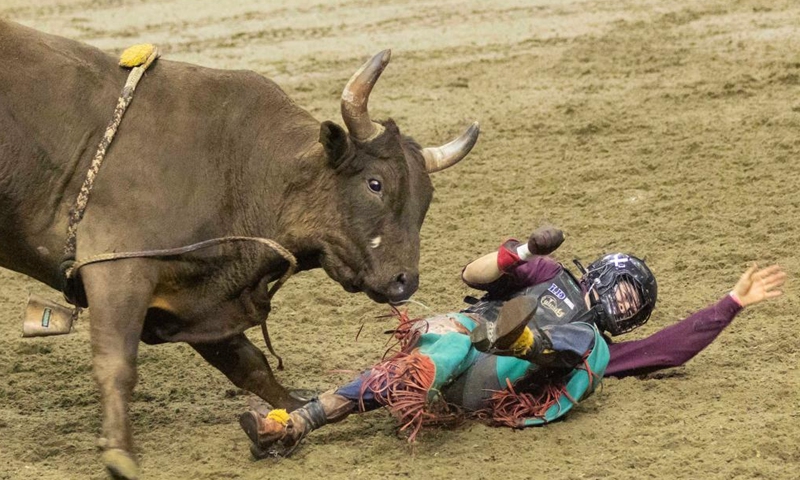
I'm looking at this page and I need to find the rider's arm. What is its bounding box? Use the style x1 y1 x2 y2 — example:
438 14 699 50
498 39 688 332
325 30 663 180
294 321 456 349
604 295 742 378
605 263 785 378
462 227 565 293
461 249 562 295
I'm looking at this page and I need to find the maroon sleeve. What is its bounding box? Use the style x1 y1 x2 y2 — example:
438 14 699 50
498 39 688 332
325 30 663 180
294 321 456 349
461 255 563 296
604 295 743 378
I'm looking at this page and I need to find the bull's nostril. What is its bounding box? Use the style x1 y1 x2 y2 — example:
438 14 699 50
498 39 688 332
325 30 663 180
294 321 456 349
386 272 418 304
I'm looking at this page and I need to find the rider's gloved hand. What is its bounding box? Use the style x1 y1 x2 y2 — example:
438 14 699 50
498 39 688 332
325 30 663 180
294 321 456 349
497 226 564 273
527 226 564 256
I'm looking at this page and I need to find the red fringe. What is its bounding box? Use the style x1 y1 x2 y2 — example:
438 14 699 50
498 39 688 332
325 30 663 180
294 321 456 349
361 352 436 442
381 307 427 355
475 377 568 427
359 308 487 441
382 307 472 354
476 355 602 428
361 350 461 442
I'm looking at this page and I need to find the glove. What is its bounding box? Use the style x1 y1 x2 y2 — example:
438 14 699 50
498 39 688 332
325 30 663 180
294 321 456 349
527 226 564 256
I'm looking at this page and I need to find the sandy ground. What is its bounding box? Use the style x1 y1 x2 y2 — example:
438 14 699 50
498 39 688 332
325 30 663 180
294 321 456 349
1 0 799 478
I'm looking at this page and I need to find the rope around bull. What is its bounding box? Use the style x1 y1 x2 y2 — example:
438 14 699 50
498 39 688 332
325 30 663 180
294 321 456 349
63 44 160 259
61 44 294 368
67 236 297 370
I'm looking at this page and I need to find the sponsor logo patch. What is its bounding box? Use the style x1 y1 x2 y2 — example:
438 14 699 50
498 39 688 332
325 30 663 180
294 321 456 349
547 283 567 300
540 295 565 318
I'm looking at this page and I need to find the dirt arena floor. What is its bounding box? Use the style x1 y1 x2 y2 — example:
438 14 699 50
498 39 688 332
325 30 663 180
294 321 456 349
1 0 799 478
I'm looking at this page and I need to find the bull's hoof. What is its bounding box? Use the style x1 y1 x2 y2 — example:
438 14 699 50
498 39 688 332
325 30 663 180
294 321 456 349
289 389 318 403
102 448 140 480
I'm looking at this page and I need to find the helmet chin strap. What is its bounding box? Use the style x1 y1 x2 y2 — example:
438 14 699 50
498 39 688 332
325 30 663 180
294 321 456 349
573 296 606 331
572 258 607 331
572 258 587 275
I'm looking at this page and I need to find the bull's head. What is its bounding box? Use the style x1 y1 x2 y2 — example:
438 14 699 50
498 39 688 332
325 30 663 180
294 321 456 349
309 50 479 304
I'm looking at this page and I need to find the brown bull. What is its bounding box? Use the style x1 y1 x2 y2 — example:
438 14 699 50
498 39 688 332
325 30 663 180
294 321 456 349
0 20 479 478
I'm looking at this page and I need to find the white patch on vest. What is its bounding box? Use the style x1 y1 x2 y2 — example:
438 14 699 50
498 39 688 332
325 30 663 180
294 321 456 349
564 298 575 310
370 236 382 249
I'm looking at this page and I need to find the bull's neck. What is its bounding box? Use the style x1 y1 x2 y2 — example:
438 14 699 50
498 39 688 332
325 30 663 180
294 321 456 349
236 129 327 268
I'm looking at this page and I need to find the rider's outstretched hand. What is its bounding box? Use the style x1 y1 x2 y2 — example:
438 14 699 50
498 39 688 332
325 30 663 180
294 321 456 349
731 264 786 307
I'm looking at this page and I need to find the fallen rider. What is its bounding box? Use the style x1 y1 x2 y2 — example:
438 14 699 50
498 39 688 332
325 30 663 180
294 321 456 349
239 227 786 457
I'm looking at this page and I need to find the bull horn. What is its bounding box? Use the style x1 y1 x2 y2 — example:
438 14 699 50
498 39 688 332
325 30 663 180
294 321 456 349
422 121 480 173
341 50 391 142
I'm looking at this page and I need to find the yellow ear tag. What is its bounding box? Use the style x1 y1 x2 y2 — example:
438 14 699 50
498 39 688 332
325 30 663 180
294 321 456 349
510 326 534 356
119 44 157 68
266 409 291 426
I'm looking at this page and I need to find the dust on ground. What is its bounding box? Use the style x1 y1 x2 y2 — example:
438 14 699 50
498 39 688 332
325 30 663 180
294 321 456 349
1 0 799 479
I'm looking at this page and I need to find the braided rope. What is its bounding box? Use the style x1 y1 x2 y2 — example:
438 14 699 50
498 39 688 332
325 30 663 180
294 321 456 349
59 47 299 367
64 48 160 258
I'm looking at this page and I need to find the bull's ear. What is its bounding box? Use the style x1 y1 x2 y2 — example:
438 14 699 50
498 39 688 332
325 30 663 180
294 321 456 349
319 121 353 170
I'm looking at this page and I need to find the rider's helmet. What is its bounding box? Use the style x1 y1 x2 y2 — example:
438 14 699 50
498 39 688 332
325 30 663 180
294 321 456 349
579 253 657 336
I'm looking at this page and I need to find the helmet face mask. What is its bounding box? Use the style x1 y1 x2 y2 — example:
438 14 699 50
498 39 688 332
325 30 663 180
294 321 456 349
582 253 657 336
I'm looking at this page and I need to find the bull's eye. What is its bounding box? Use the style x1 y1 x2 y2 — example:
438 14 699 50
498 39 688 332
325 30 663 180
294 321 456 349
368 179 382 194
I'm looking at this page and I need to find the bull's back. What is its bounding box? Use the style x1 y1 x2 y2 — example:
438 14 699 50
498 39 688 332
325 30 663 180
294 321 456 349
0 20 124 148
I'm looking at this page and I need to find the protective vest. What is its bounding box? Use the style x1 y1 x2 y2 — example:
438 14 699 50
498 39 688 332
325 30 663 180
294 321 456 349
463 268 589 328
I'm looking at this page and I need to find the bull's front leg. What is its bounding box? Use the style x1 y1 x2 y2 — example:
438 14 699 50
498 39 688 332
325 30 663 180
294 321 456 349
81 261 155 480
191 333 303 410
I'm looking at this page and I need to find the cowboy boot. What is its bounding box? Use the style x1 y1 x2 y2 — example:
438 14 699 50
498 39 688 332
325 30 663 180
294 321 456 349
470 295 538 357
239 390 355 458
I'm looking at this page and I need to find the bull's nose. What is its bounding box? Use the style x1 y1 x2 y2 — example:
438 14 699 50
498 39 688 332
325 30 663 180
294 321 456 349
386 272 419 304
